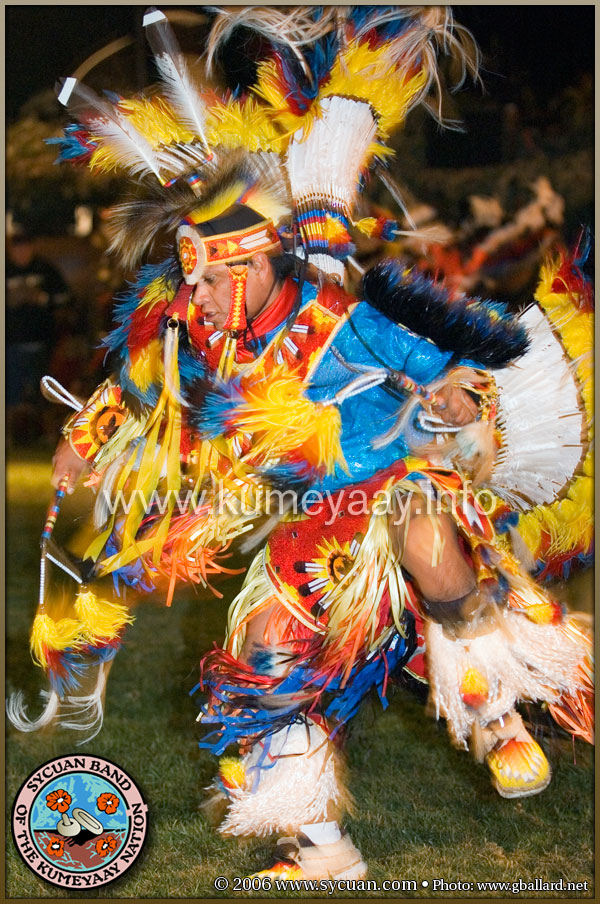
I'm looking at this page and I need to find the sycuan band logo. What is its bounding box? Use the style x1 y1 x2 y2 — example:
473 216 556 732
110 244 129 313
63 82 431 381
12 755 148 889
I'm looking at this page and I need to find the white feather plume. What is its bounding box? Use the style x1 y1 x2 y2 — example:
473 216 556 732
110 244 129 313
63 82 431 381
488 305 586 509
7 666 109 744
287 96 376 210
6 689 60 732
56 77 165 183
143 7 211 154
286 95 376 277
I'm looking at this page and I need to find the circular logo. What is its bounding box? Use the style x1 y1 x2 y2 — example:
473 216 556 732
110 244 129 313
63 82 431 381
12 755 148 890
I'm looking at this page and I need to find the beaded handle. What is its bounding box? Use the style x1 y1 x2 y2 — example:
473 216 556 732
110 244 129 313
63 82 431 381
41 474 70 548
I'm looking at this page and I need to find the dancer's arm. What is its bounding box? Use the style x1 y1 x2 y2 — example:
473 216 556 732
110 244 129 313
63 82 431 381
50 437 91 492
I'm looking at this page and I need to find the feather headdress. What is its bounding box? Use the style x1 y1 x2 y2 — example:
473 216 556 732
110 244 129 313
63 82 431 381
108 150 291 271
56 77 167 183
143 7 211 155
51 5 481 276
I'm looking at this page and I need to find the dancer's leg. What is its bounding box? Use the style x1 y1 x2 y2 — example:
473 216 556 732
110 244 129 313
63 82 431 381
391 493 556 797
204 592 365 878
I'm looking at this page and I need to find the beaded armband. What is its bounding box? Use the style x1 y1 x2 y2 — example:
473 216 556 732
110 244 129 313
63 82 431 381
62 381 128 463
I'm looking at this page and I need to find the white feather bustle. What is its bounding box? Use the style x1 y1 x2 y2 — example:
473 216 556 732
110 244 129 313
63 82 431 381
425 610 587 749
287 96 376 207
286 95 376 280
217 720 346 837
489 305 585 509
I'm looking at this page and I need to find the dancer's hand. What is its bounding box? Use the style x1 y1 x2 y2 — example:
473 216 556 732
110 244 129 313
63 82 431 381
51 438 90 493
431 384 479 426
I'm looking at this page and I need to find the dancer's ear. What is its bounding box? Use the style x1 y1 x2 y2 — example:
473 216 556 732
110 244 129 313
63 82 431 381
248 252 272 286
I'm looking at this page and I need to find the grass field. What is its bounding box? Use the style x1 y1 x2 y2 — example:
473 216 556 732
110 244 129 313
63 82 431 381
5 452 594 899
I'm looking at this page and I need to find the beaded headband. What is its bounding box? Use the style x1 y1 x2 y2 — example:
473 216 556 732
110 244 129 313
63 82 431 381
176 218 281 285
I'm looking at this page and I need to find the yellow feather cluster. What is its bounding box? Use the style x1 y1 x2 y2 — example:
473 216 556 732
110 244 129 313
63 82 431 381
323 215 351 242
233 369 346 475
535 258 593 432
74 588 134 645
30 613 83 669
206 97 282 152
252 59 314 138
218 757 246 790
116 96 196 147
516 256 594 562
460 667 488 707
88 144 125 176
354 217 378 238
321 41 428 139
521 601 560 625
29 587 135 670
130 338 163 392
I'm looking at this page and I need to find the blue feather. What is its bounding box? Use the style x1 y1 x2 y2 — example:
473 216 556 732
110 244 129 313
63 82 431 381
46 124 96 163
192 380 244 438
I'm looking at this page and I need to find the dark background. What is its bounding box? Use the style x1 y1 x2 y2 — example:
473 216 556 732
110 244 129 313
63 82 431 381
6 5 595 122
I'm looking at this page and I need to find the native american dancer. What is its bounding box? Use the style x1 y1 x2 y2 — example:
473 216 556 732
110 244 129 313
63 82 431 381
8 7 593 881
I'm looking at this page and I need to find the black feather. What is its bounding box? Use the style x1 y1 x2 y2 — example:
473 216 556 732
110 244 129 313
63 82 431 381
106 149 275 271
107 181 200 271
360 259 529 368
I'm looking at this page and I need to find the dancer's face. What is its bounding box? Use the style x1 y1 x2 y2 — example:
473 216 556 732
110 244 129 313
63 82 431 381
189 254 278 330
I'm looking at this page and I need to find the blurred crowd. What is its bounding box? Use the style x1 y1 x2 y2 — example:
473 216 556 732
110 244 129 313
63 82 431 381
6 213 125 448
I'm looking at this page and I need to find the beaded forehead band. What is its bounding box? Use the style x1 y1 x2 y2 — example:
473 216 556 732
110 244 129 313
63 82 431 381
176 218 282 286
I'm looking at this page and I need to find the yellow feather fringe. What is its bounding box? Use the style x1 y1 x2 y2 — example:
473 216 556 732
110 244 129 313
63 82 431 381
320 41 428 139
74 588 134 644
324 476 413 683
226 551 322 658
30 613 83 669
87 327 183 572
232 369 347 475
